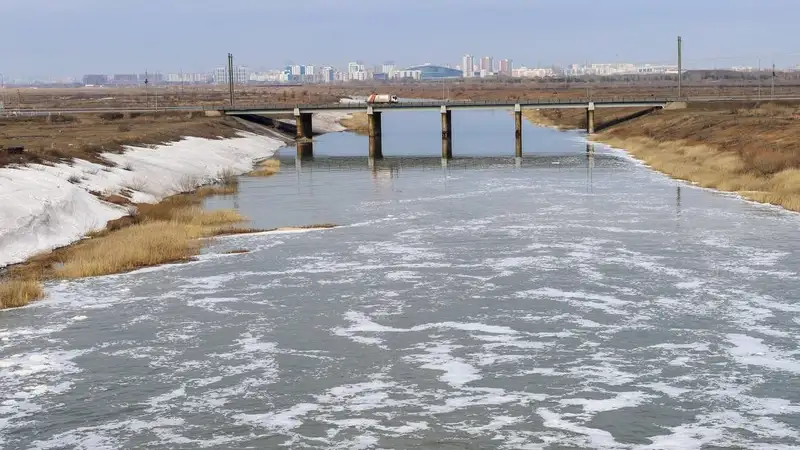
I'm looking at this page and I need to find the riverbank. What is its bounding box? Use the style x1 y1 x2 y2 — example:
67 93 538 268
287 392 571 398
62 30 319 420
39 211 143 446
0 112 243 168
0 112 350 309
524 102 800 212
338 112 369 135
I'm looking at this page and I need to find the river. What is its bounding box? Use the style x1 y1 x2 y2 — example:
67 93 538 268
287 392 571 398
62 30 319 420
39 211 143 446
2 110 800 449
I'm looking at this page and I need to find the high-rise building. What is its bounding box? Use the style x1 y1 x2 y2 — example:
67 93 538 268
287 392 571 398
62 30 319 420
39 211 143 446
234 66 249 84
348 62 362 74
212 66 249 85
381 62 396 76
82 74 108 86
480 56 494 73
499 59 513 76
462 55 474 77
212 67 227 84
321 66 335 83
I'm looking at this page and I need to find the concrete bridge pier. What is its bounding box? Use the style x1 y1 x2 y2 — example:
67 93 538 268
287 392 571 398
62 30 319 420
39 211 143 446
367 106 383 159
586 102 596 134
514 104 523 158
441 106 453 160
294 108 314 158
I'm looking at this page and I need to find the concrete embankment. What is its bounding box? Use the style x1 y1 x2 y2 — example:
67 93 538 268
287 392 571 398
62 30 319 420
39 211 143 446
524 102 800 213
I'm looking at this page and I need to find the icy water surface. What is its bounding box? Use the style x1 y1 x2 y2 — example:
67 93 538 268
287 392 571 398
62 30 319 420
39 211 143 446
2 111 800 449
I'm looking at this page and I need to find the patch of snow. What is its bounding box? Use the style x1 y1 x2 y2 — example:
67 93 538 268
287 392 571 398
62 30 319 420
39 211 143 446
0 131 284 268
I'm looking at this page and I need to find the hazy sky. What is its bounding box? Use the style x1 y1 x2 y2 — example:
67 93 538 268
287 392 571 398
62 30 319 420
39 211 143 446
0 0 797 79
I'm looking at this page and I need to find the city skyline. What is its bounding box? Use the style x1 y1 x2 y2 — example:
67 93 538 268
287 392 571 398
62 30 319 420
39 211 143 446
0 0 798 79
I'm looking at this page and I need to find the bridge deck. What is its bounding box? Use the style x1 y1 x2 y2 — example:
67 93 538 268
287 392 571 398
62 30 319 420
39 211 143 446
223 99 671 115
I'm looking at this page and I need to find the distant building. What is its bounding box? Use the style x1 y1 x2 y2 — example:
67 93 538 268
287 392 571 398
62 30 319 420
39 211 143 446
349 71 368 81
165 73 208 84
82 74 108 86
512 66 555 78
393 70 422 80
212 66 249 84
404 64 462 80
112 74 138 85
348 62 365 74
498 59 512 76
137 73 163 85
480 56 494 73
462 55 474 77
321 66 335 83
382 62 396 77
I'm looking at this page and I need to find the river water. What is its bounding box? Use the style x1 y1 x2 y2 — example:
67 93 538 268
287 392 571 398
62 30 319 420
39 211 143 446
2 110 800 449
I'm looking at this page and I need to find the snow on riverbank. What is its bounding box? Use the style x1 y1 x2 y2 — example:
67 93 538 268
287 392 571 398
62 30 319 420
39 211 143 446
0 131 284 268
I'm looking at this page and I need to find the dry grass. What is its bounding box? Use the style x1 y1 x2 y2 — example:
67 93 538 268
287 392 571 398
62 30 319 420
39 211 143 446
601 136 800 211
248 159 281 177
0 185 250 307
552 102 800 212
339 112 369 135
195 184 237 196
26 204 247 281
0 180 339 309
55 221 205 278
0 279 44 309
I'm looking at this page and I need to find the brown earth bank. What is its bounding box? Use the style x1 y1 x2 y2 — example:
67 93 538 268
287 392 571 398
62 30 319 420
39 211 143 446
0 112 242 168
336 83 800 103
523 101 800 213
8 81 800 111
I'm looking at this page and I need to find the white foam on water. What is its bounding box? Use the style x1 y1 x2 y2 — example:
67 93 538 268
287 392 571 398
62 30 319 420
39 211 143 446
30 417 186 450
640 382 691 398
234 402 318 432
675 280 704 290
641 410 800 450
559 390 654 415
537 408 623 449
517 288 629 315
726 333 800 374
185 297 241 314
332 311 520 347
406 342 482 388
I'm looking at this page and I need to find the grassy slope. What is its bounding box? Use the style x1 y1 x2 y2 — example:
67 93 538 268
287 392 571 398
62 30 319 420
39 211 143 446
525 102 800 212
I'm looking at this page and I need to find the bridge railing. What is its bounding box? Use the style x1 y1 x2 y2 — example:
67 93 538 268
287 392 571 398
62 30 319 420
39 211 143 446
220 97 678 112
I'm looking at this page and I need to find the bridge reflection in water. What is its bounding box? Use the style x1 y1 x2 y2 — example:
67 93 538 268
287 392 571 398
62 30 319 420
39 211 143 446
273 144 615 193
271 144 683 223
278 144 608 173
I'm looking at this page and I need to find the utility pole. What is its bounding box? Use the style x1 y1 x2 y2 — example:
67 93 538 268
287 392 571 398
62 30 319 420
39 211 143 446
144 70 149 108
758 58 762 99
771 63 776 98
228 53 235 107
677 36 682 98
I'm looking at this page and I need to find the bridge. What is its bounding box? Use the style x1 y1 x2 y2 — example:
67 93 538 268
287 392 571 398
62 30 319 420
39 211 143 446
5 95 800 160
221 95 799 159
225 98 678 159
